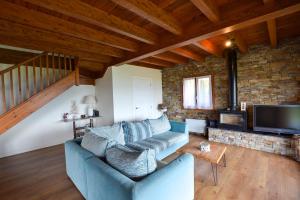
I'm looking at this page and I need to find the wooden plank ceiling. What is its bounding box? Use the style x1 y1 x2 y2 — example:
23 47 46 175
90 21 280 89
0 0 300 78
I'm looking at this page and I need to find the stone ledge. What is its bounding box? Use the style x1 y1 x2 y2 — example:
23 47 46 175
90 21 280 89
208 128 295 157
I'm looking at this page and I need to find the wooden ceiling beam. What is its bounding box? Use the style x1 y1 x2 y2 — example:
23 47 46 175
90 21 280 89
193 40 222 57
0 19 124 58
267 19 277 48
110 1 300 66
24 0 157 44
0 1 139 52
0 35 113 64
139 57 174 67
263 0 277 48
111 0 182 35
190 0 220 22
230 32 248 53
170 48 204 62
153 52 188 64
130 62 164 70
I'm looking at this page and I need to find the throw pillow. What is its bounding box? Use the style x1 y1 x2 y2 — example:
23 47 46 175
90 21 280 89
81 133 109 157
106 144 157 179
86 123 125 145
147 114 171 135
122 121 153 143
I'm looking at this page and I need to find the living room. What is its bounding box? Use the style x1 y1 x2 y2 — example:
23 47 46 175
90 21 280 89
0 0 299 200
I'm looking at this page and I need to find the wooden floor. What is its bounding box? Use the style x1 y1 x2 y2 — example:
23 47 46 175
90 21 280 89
0 135 299 200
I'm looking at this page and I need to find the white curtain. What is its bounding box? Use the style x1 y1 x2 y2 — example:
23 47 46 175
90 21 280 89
183 78 196 109
196 76 212 109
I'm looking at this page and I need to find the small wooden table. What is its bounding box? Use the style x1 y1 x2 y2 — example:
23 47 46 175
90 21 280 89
177 141 227 185
63 116 101 139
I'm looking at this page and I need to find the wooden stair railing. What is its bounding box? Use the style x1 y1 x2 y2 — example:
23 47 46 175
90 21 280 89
0 52 78 134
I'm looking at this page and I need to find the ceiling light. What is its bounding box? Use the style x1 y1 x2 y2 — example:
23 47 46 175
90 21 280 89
225 40 232 47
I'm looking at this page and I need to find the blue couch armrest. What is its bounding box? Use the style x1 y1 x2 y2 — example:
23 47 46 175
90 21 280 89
133 153 194 200
85 157 135 200
170 120 189 135
64 140 95 198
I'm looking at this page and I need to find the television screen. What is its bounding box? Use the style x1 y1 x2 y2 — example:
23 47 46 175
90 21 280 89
254 105 300 134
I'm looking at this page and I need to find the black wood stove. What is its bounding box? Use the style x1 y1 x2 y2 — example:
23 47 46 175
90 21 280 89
218 48 247 131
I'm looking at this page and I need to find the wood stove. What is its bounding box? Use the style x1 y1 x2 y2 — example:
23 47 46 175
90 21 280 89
219 110 247 131
218 48 247 131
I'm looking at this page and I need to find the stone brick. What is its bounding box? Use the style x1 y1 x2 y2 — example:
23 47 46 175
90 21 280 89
162 37 300 126
208 128 295 157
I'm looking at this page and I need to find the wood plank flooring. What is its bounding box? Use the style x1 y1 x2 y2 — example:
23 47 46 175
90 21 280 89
0 135 299 200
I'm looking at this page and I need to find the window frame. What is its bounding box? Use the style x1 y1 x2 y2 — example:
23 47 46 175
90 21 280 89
182 74 215 111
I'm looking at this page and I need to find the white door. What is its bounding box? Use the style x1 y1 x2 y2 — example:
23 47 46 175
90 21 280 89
133 77 154 120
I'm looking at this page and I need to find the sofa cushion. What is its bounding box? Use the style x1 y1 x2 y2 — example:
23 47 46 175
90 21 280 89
81 133 110 157
86 123 125 145
127 137 169 154
147 114 171 135
106 144 157 179
127 131 187 154
152 131 187 147
123 121 153 143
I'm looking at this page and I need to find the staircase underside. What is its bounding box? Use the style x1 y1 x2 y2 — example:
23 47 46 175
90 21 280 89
0 72 76 134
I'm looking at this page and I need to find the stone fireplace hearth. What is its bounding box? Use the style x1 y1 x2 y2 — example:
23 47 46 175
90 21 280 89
208 128 299 160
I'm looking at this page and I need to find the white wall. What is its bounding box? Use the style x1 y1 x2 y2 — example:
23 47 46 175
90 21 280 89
112 64 163 122
95 68 114 126
0 85 95 158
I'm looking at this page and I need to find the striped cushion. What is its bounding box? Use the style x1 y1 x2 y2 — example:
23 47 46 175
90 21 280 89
127 131 187 154
106 144 157 178
123 121 153 143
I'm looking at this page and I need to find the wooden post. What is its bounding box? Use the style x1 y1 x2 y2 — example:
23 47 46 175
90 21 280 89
58 53 62 79
40 56 43 91
46 53 50 87
33 60 37 94
68 57 72 73
75 66 80 86
64 55 67 77
75 57 80 86
9 70 14 108
1 73 6 113
52 52 55 83
25 64 29 99
18 65 22 104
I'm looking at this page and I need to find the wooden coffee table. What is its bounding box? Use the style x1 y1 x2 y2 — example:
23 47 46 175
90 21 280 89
177 141 227 185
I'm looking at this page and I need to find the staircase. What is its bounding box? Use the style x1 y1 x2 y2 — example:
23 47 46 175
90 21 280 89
0 52 79 134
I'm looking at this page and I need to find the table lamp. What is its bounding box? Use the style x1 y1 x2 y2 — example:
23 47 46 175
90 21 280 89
82 95 97 117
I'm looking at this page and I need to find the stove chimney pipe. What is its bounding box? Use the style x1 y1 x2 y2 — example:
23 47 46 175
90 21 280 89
225 48 238 110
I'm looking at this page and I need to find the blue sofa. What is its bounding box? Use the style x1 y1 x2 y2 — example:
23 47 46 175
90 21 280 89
65 121 194 200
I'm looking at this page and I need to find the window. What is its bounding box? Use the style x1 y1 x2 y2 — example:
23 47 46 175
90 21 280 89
183 75 213 110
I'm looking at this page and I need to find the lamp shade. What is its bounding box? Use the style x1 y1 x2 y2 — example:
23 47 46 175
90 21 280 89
82 95 97 105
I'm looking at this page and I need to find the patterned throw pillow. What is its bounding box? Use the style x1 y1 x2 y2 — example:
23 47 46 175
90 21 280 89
122 121 153 143
147 114 171 135
86 123 125 145
81 133 110 157
106 144 157 179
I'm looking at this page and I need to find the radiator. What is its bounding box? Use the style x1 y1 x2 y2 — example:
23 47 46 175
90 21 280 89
185 119 207 135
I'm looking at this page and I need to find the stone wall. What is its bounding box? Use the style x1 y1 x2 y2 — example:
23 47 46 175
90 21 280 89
162 37 300 127
208 128 297 158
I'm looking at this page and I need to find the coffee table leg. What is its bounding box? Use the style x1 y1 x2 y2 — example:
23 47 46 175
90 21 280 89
211 163 218 185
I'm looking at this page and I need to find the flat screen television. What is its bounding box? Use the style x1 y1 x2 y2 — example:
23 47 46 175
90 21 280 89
253 105 300 135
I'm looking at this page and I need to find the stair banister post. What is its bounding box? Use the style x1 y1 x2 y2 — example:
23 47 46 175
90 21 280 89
75 57 80 86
